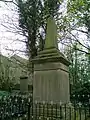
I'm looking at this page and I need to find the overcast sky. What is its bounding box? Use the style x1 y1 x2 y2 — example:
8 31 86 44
0 0 68 58
0 0 88 59
0 1 27 58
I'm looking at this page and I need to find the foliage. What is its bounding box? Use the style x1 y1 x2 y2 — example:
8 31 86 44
66 43 90 103
64 0 90 56
64 0 90 99
18 0 61 59
17 0 62 74
67 0 90 29
71 81 90 103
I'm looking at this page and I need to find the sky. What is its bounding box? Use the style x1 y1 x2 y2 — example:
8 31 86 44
0 0 88 59
0 0 68 58
0 1 27 58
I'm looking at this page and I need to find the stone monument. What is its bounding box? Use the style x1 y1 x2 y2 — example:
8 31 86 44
31 16 70 103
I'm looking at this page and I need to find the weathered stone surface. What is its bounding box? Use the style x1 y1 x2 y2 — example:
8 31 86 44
34 62 68 72
45 17 58 49
32 48 69 66
33 63 69 103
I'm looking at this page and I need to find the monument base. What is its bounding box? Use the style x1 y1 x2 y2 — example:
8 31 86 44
33 62 70 104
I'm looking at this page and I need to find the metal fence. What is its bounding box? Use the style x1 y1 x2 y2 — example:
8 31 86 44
0 94 31 120
71 94 90 104
29 102 90 120
0 95 90 120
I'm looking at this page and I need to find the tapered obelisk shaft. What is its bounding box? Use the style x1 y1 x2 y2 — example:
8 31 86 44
45 16 58 49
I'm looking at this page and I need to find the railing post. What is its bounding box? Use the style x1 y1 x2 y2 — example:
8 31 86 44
89 99 90 117
47 103 48 118
79 103 82 120
51 101 53 120
69 105 71 120
74 102 76 120
55 103 57 119
60 102 63 120
84 104 87 120
35 101 37 120
64 104 66 120
43 101 45 120
28 98 30 120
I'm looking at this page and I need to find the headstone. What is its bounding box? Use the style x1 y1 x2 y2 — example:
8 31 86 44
31 16 70 104
20 76 28 92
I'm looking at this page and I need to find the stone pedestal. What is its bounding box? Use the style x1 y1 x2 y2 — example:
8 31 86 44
31 48 70 104
20 76 28 92
31 16 70 104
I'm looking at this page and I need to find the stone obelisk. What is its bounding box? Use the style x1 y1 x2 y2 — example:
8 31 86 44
31 16 70 104
45 16 58 49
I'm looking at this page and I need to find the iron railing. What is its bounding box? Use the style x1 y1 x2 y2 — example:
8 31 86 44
0 94 90 120
0 94 32 120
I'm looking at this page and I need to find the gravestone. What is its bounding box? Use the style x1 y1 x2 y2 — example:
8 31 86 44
31 16 70 103
20 76 28 92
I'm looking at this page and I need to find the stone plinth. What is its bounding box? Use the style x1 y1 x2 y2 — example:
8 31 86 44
20 76 28 92
31 48 70 104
